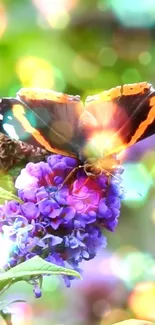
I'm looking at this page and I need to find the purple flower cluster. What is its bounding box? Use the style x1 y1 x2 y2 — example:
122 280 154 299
0 154 124 296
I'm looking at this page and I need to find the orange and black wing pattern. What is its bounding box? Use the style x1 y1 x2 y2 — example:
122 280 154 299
79 82 155 158
0 88 84 158
1 82 155 162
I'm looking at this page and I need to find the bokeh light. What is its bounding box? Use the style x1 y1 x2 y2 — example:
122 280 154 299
98 47 118 67
1 1 155 324
16 56 55 88
128 282 155 321
110 0 155 28
113 251 155 289
0 2 7 39
33 0 78 29
122 163 152 204
73 54 99 79
11 303 32 325
113 29 151 61
138 52 152 65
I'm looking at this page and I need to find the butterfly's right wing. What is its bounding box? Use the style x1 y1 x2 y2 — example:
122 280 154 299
78 82 155 160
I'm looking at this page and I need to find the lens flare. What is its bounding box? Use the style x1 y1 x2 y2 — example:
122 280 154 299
83 130 125 161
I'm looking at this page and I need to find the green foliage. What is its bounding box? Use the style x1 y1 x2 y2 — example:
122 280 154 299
0 256 81 294
1 0 153 98
0 186 23 204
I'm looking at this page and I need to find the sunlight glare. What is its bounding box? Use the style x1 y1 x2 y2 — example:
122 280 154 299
0 234 13 268
83 130 124 159
33 0 78 29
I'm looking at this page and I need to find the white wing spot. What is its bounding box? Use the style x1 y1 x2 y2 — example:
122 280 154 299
3 123 19 140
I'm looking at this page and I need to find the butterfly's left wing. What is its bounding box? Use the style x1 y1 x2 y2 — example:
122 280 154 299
0 88 84 158
78 82 155 159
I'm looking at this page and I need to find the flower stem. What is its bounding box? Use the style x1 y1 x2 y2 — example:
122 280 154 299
0 311 13 325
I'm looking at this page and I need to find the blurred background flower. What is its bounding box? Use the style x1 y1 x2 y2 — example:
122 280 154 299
1 0 155 324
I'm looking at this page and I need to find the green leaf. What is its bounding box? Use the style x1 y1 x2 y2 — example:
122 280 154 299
0 187 23 204
0 310 12 325
9 165 25 179
0 172 16 205
0 256 81 291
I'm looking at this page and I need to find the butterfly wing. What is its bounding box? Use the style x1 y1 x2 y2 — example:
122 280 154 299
1 83 155 163
0 88 84 157
78 82 155 159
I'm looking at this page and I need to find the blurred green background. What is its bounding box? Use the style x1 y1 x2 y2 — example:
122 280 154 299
1 0 155 324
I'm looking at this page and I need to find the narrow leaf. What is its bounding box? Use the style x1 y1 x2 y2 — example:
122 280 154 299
0 187 23 204
0 172 16 205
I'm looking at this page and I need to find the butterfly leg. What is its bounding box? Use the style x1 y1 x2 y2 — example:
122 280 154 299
58 165 83 190
56 164 92 193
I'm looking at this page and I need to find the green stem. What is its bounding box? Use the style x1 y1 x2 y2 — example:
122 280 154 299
0 311 13 325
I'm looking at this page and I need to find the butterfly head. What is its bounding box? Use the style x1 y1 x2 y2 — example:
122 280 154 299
83 155 120 178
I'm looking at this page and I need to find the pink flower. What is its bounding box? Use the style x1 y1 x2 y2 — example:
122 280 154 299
67 178 101 214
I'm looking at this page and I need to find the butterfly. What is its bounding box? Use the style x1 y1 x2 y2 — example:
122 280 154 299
0 81 155 177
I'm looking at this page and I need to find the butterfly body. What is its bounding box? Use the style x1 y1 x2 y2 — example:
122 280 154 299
0 82 155 173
